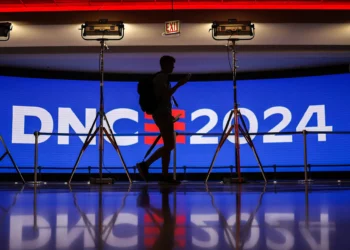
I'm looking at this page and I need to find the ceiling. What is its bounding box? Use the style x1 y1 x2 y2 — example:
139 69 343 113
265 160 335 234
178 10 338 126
1 46 349 76
0 9 349 79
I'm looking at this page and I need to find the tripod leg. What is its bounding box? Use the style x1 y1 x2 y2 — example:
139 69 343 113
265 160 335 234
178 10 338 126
221 110 234 145
173 131 177 181
8 151 25 184
0 136 25 184
205 111 234 182
0 152 7 162
238 112 267 183
68 113 100 184
84 112 100 145
102 117 132 184
234 109 241 181
144 116 180 161
205 147 221 183
143 135 161 161
102 127 132 183
69 127 99 184
219 125 234 150
250 143 267 183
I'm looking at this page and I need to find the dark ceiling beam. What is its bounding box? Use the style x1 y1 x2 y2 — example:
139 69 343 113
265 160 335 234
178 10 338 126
1 45 349 55
0 64 348 81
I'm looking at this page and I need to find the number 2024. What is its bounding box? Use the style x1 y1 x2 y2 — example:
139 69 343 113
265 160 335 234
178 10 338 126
190 105 333 145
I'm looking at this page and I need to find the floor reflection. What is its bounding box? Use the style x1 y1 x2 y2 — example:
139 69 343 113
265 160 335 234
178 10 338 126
137 186 178 249
0 182 347 249
205 184 266 250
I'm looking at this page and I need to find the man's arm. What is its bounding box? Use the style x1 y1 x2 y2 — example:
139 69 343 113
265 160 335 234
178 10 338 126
154 73 191 100
169 74 191 96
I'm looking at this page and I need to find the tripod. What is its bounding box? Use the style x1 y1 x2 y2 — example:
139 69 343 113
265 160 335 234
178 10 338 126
205 40 267 183
68 39 132 184
0 136 25 183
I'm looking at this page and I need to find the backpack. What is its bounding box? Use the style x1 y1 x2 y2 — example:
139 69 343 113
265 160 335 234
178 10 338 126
137 73 160 115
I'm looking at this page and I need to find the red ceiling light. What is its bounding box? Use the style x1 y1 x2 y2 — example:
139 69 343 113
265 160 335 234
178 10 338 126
0 0 349 12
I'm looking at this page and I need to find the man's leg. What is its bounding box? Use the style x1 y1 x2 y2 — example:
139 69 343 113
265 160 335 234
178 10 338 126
137 114 174 181
159 123 174 179
151 114 174 178
145 146 165 167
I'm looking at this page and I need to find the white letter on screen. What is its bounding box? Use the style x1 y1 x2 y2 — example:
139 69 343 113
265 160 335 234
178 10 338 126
105 109 138 146
103 213 138 247
58 108 96 145
12 106 53 144
10 215 51 249
56 214 95 248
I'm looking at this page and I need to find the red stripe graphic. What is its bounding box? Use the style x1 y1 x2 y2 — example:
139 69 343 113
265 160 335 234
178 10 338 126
173 109 186 118
144 114 153 120
144 227 160 234
144 214 186 248
144 122 185 132
144 134 186 145
144 123 159 133
144 109 186 145
144 136 162 145
144 110 185 120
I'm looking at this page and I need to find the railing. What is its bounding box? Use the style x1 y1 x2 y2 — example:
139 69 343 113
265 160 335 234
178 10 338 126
28 130 350 183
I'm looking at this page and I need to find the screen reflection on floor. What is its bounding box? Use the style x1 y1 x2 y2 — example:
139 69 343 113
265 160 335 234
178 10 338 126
0 183 347 250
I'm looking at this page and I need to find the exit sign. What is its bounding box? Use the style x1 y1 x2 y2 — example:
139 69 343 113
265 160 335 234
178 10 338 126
164 20 180 35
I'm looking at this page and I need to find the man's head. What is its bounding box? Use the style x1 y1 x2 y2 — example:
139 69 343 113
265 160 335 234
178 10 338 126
160 55 175 74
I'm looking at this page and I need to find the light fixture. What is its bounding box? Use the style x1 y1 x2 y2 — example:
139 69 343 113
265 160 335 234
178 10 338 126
206 19 267 184
0 22 13 41
81 19 124 40
68 19 131 185
211 19 254 41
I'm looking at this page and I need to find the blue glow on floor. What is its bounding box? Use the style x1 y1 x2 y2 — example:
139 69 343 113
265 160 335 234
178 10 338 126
0 182 348 250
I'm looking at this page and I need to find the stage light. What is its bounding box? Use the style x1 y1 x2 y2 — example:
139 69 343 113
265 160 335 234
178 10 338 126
81 19 124 40
68 18 131 185
0 22 13 41
206 19 267 184
211 19 254 41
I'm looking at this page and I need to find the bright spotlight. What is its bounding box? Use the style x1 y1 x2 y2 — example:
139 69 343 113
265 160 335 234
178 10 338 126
81 19 124 41
211 19 254 41
0 22 13 41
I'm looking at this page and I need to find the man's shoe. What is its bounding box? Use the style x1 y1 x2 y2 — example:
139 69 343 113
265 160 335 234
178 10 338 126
137 187 150 208
136 162 149 182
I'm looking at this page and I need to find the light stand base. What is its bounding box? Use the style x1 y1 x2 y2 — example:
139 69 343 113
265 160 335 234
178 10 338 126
298 179 314 183
90 177 115 185
223 176 247 184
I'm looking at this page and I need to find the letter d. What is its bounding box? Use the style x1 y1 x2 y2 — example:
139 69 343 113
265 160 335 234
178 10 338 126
12 106 53 144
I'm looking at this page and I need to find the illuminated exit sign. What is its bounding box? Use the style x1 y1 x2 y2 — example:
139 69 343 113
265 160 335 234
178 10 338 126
164 20 180 35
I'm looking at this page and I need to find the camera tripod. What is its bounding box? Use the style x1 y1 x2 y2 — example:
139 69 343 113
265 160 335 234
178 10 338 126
68 39 132 184
205 39 267 183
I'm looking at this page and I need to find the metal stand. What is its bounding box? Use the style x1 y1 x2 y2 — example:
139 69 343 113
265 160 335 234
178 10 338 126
205 40 267 183
0 136 25 183
299 130 313 183
68 39 131 184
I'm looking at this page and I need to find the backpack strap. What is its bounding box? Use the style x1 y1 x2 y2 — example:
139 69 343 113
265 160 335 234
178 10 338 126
172 96 178 108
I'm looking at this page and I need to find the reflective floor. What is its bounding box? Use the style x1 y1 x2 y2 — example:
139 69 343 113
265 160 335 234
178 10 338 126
1 181 349 250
